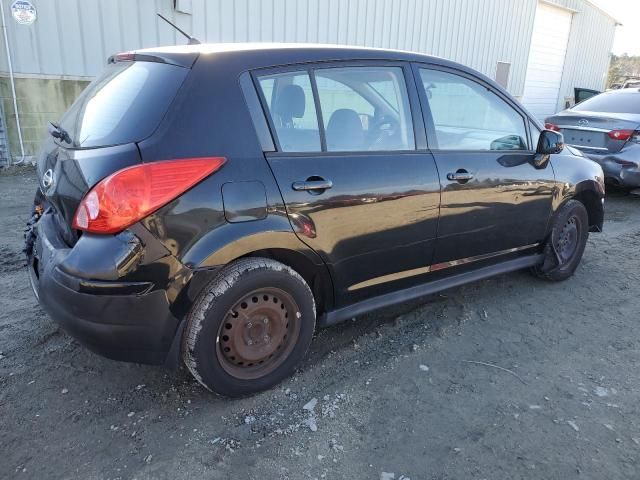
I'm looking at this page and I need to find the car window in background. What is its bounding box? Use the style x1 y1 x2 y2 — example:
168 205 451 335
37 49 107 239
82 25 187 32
314 66 415 151
572 91 640 114
420 69 528 151
59 61 188 148
574 88 600 104
258 71 321 152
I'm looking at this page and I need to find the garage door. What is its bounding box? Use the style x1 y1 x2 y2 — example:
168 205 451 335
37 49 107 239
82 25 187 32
521 2 573 121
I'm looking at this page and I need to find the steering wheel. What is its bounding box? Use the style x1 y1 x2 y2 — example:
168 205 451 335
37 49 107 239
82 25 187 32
369 114 400 150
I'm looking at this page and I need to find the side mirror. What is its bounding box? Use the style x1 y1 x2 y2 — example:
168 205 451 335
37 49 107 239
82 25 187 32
537 129 564 155
533 129 564 168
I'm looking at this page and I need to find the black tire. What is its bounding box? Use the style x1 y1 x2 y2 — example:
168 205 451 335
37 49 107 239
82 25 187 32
182 257 316 397
533 199 589 281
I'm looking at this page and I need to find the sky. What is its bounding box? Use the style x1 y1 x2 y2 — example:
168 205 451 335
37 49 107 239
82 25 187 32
589 0 640 56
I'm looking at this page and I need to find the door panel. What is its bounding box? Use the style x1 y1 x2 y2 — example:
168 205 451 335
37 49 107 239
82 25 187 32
255 63 440 305
432 151 554 263
415 65 555 265
266 153 440 303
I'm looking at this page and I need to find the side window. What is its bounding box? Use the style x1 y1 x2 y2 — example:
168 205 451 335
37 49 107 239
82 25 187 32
420 69 528 151
257 71 320 152
314 66 415 152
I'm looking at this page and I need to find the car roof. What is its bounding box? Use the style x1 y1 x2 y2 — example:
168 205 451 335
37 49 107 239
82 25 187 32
136 42 441 61
130 42 512 109
133 42 468 72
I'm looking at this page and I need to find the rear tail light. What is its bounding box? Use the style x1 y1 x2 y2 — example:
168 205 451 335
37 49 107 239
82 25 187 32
607 129 635 141
73 157 226 234
108 51 135 63
544 123 561 132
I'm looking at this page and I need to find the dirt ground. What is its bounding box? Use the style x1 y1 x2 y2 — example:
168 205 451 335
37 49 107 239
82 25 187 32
1 166 639 480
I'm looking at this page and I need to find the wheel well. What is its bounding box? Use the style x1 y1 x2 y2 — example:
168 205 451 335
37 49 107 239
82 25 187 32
243 248 333 314
572 189 603 232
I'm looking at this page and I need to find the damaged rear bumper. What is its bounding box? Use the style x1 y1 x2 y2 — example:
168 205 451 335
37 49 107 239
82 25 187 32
28 211 187 365
580 147 640 187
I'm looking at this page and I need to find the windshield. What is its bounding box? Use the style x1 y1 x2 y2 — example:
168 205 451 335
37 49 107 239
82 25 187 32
58 61 188 148
573 91 640 114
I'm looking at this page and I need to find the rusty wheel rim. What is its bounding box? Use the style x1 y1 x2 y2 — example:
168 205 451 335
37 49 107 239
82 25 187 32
216 287 301 380
556 215 579 264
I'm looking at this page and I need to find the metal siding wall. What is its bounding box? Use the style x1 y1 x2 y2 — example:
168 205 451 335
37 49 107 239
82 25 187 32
548 0 616 110
0 0 615 97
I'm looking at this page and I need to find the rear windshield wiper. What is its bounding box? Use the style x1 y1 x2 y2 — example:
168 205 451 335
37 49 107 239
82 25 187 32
48 122 72 144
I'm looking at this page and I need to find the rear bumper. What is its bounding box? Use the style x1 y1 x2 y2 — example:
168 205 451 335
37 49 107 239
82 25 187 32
28 212 185 365
579 146 640 187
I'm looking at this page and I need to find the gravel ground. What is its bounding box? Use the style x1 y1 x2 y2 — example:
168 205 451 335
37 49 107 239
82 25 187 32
1 166 639 480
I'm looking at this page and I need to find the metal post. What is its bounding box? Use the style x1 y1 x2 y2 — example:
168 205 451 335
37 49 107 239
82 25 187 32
0 0 26 166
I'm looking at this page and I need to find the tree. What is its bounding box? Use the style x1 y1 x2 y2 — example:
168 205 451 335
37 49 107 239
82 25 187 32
607 54 640 87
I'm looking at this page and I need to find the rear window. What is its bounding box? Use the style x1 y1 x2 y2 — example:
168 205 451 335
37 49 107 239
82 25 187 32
573 91 640 114
58 61 188 148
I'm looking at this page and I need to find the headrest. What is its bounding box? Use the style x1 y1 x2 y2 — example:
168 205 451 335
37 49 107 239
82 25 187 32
273 84 305 119
326 108 364 150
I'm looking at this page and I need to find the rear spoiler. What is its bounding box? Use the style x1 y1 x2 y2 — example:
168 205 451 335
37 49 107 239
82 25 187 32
107 50 198 69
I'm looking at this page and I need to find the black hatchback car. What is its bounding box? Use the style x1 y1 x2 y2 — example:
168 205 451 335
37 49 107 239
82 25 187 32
26 44 604 396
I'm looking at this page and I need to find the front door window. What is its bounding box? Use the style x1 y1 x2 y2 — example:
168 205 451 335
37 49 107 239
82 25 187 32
420 68 528 151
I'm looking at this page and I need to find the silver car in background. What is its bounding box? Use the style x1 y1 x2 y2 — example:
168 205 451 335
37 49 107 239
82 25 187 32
545 88 640 189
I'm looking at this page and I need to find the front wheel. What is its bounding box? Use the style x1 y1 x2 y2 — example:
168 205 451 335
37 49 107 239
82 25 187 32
182 258 316 397
532 199 589 281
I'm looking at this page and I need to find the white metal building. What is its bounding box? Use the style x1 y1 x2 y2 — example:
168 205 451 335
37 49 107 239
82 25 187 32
0 0 619 163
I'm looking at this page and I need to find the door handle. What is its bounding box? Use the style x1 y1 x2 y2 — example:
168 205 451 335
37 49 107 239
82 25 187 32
446 170 474 182
292 179 333 192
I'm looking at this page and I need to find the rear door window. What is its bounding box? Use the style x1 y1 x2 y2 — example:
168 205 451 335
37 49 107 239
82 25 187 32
314 66 415 151
256 65 415 153
257 71 321 152
420 68 528 151
59 61 188 149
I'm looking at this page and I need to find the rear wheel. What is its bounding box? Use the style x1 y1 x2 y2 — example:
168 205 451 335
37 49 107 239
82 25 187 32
532 199 589 281
182 258 315 397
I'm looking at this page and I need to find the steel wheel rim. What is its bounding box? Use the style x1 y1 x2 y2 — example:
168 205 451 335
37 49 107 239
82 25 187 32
556 215 579 264
216 287 301 380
